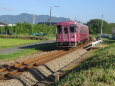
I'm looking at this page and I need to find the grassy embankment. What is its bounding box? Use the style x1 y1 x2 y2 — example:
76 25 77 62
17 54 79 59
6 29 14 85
51 38 115 86
0 38 56 60
0 38 39 49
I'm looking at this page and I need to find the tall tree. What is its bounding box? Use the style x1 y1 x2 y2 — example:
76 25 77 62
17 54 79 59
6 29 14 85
87 19 109 34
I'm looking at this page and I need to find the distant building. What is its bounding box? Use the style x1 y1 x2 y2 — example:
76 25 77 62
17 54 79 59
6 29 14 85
0 22 7 26
0 22 16 27
8 24 16 26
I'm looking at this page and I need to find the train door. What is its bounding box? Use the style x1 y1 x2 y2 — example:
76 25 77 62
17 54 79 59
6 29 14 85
56 25 62 42
63 27 68 42
77 26 80 43
69 24 77 46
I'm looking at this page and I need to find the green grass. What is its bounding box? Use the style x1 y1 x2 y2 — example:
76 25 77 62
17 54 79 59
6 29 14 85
51 39 115 86
0 38 41 49
89 34 98 37
0 49 36 60
0 42 56 60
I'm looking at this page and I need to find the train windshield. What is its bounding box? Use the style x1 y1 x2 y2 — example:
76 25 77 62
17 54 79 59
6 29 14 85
64 27 68 34
70 24 76 33
57 25 62 34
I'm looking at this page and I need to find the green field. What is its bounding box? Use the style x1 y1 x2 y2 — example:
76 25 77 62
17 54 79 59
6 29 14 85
51 39 115 86
0 38 40 49
0 38 55 60
0 42 56 60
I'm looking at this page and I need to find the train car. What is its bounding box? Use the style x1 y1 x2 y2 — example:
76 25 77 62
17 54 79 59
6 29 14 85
56 21 89 47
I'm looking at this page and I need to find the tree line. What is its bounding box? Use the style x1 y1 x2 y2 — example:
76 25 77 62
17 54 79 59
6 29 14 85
0 19 115 36
87 19 115 34
0 22 56 36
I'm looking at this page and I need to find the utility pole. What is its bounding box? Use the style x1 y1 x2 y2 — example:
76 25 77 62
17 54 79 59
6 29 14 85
33 14 35 24
49 5 59 25
49 6 52 25
100 14 104 35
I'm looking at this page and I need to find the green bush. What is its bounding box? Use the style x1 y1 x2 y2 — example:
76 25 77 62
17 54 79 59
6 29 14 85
0 23 56 36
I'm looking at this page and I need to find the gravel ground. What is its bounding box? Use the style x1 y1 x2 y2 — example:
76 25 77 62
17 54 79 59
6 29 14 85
0 46 88 86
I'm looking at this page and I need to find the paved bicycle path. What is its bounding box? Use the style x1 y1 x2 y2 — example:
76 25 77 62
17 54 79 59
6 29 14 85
0 40 55 54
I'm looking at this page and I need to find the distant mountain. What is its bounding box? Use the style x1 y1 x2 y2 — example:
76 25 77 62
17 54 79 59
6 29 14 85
0 13 70 24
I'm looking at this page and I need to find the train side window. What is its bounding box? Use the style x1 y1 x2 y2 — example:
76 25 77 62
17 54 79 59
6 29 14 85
70 24 76 33
80 28 87 34
64 27 68 34
57 25 62 34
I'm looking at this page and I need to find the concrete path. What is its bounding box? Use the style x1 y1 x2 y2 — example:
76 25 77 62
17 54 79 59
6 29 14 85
0 40 55 54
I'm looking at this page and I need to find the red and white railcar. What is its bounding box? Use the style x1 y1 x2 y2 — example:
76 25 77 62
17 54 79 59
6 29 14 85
56 21 89 47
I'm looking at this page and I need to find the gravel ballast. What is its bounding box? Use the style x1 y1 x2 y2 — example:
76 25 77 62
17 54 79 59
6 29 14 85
0 47 88 86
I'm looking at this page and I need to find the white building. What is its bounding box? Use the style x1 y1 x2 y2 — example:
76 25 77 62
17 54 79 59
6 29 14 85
0 22 6 26
8 24 16 26
0 22 16 27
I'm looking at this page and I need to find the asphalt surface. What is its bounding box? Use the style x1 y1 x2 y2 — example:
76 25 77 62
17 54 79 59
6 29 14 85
0 40 55 54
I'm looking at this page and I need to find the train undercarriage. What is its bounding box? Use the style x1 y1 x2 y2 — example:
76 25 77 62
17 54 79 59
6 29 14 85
57 39 89 47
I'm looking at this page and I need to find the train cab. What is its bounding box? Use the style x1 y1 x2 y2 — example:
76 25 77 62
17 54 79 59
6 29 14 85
56 21 78 47
56 21 89 47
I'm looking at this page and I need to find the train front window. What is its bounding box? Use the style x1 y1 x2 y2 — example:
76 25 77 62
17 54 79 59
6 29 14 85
57 25 62 34
64 27 68 34
70 24 76 33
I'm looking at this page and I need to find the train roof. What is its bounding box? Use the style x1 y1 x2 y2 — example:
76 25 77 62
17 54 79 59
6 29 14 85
56 21 87 27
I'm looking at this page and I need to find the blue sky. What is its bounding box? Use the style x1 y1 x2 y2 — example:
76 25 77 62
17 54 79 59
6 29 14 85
0 0 115 23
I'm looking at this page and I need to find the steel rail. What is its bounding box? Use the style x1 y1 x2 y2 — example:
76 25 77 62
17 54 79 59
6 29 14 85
0 50 63 73
1 42 92 79
4 47 76 77
4 42 91 77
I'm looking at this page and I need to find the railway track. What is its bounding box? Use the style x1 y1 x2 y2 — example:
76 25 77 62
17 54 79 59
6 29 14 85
0 42 92 80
